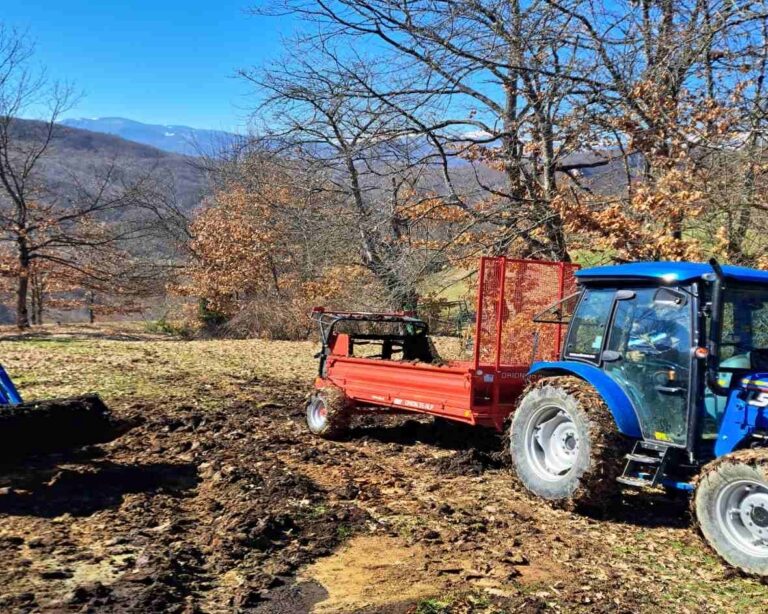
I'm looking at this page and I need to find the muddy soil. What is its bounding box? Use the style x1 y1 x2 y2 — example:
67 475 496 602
0 330 766 612
0 383 368 613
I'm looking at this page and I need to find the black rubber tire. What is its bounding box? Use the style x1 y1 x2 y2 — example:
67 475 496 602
693 449 768 576
426 337 445 366
305 386 350 440
509 376 629 510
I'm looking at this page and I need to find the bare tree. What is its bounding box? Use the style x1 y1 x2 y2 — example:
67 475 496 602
0 26 182 327
253 0 768 263
254 0 619 260
0 26 78 326
241 54 460 308
545 0 768 261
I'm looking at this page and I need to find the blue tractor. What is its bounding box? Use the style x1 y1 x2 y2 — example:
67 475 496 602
509 260 768 575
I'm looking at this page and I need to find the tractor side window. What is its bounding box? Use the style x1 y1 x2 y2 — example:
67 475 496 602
703 284 768 432
719 285 768 365
564 288 615 361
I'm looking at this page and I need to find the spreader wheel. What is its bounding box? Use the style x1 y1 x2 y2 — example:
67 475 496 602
305 386 350 439
509 376 630 510
694 449 768 576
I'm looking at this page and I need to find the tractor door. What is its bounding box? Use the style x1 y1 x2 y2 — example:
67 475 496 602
602 287 693 446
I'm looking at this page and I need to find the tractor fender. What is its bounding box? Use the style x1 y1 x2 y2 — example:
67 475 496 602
527 361 642 439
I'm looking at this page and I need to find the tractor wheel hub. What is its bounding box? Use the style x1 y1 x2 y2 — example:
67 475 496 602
718 480 768 556
744 493 768 529
527 406 579 480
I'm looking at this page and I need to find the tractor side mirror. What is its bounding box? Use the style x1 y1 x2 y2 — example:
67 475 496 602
601 350 623 363
654 288 687 306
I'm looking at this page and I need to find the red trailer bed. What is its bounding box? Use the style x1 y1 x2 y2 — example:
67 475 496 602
310 258 578 432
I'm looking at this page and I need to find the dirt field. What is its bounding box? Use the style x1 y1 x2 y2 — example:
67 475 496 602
0 324 766 613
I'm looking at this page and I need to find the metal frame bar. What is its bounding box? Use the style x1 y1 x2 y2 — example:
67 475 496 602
556 262 566 357
472 257 486 372
494 258 508 371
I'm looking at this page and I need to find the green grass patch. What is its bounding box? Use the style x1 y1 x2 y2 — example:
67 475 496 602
143 318 195 337
416 597 453 614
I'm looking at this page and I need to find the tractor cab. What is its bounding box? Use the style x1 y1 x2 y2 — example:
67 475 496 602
527 260 768 484
562 282 695 450
563 262 768 461
515 261 768 575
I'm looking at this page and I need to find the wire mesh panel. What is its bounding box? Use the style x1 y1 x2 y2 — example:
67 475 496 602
473 257 503 366
473 258 579 368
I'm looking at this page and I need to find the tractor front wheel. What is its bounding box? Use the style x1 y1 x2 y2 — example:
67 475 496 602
305 386 350 439
694 449 768 576
509 376 629 510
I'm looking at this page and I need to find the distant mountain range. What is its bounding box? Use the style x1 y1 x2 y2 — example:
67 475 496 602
13 118 208 214
61 117 239 156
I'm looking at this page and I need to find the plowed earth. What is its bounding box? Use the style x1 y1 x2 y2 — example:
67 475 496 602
0 324 765 613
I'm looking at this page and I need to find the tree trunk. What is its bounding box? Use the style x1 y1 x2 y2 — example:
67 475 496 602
540 128 570 262
29 270 44 326
16 269 30 329
35 276 43 325
16 239 31 329
29 277 38 326
87 291 95 324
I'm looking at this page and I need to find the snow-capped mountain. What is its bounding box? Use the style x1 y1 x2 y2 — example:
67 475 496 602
60 117 238 156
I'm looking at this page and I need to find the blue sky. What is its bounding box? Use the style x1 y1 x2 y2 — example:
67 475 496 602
4 1 291 131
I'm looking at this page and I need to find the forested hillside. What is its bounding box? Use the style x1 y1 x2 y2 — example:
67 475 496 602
15 118 207 212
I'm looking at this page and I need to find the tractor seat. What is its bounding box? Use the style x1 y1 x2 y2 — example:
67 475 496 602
751 349 768 371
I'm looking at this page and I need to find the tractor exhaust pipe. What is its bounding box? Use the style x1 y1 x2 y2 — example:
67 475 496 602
706 258 729 397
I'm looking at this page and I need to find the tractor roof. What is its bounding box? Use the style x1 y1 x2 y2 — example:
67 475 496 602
576 262 768 284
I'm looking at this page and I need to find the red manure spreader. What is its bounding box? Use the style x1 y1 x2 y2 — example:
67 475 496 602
306 257 578 436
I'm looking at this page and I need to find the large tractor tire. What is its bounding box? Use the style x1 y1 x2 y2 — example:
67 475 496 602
305 386 350 440
693 449 768 576
509 376 629 510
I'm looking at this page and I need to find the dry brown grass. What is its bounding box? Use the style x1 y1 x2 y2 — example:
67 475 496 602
0 322 318 408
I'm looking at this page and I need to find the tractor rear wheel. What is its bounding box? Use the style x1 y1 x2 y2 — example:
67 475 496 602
509 376 629 510
305 386 350 439
693 449 768 576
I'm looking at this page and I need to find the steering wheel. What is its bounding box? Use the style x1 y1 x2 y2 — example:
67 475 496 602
623 356 688 390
